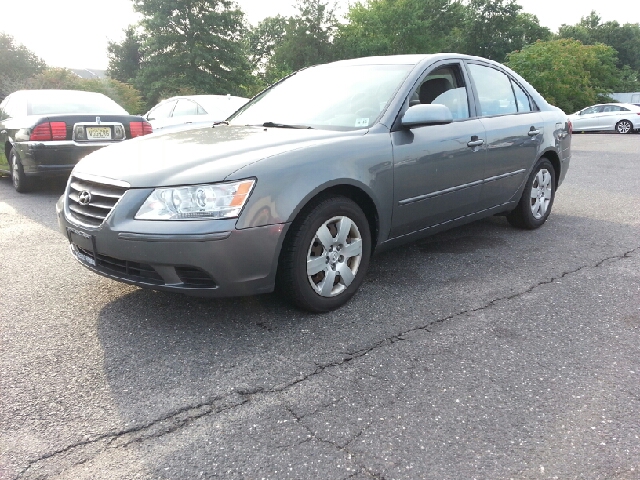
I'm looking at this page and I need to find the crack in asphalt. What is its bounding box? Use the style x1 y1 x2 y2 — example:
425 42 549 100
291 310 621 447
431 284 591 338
15 247 638 479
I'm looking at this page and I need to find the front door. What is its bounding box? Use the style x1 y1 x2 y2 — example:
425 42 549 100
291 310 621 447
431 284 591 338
390 61 487 238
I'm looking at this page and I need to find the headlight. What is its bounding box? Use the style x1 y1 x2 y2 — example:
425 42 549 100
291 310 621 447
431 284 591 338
135 179 255 220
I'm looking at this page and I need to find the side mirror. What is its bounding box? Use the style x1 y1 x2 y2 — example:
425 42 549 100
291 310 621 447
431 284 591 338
401 104 453 128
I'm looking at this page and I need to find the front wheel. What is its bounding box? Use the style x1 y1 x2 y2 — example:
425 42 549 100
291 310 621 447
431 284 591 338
507 158 556 229
278 196 372 312
616 120 633 134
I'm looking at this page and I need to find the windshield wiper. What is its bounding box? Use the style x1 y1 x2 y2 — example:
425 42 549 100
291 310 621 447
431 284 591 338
262 121 313 129
212 121 228 126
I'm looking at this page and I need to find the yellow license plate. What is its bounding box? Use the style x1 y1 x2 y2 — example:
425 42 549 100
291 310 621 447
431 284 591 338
86 127 111 140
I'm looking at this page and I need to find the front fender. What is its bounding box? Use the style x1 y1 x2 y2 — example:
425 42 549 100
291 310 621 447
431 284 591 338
229 130 395 243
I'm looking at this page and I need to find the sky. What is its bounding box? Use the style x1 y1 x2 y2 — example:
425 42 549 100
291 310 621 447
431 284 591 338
0 0 637 71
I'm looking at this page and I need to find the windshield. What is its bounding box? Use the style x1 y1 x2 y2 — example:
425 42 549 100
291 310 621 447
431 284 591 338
230 63 413 130
27 91 128 115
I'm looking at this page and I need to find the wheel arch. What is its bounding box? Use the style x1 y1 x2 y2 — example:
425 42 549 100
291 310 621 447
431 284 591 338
284 181 381 253
539 149 561 189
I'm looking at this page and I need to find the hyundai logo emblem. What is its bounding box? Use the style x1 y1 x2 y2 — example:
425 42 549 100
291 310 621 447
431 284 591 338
78 190 92 205
96 116 101 124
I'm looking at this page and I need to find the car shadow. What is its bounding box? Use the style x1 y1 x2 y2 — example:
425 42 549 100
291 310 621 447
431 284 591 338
94 212 640 426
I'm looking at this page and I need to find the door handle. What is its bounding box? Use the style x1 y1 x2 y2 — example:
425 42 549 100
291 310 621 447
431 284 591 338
467 137 484 148
528 128 540 136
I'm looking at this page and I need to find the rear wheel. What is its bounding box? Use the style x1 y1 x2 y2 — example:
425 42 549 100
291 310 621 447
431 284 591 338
507 158 555 229
10 148 30 193
616 120 633 134
278 196 371 312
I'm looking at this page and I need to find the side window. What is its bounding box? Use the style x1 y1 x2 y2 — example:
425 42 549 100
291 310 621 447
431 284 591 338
468 63 517 116
147 100 176 120
582 106 598 115
0 97 11 120
412 65 470 120
172 99 198 117
620 107 629 111
602 105 620 112
511 80 532 112
196 103 207 115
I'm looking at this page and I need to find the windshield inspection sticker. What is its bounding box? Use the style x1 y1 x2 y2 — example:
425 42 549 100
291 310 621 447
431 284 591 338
355 118 369 127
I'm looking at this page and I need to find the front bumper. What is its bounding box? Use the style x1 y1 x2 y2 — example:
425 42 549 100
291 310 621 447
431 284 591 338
17 141 116 177
56 193 289 297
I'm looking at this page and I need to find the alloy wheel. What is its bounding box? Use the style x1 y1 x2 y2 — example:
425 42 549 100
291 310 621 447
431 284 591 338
530 168 552 220
306 215 363 297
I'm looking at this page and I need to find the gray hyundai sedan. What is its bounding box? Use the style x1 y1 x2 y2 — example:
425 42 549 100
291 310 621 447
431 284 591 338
56 54 571 312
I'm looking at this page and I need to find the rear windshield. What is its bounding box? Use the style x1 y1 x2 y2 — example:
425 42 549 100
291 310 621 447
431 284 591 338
27 91 128 115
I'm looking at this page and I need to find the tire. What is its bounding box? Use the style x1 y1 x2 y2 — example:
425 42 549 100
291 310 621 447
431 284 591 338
278 196 372 312
616 120 633 134
507 158 556 230
9 147 30 193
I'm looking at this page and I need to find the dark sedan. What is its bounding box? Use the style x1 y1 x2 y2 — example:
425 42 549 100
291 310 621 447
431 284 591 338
57 54 571 312
0 89 152 192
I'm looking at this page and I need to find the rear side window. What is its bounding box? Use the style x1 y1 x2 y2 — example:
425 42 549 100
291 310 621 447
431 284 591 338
468 63 517 116
512 80 532 112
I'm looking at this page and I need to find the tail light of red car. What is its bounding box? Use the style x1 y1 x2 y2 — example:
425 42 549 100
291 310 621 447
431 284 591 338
129 121 153 138
30 122 67 141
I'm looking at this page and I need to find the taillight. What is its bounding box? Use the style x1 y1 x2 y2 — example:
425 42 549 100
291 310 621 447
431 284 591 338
129 121 153 138
30 122 67 141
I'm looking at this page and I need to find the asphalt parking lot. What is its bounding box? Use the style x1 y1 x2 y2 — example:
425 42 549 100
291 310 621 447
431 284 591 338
1 134 639 479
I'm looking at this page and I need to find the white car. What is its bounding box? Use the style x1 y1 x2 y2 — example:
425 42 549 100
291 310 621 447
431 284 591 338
144 94 249 132
568 103 640 134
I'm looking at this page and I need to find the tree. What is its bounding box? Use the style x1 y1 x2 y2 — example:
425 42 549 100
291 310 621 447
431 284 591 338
107 26 143 84
131 0 255 104
461 0 551 62
334 0 466 59
246 15 288 75
0 33 46 98
506 39 628 114
264 0 337 84
559 11 640 75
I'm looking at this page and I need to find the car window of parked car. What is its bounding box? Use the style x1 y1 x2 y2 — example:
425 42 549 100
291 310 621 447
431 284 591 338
467 63 518 117
1 94 26 119
229 63 413 130
27 91 127 115
172 99 199 117
410 65 470 120
602 105 621 112
620 107 630 111
511 80 532 112
147 100 176 120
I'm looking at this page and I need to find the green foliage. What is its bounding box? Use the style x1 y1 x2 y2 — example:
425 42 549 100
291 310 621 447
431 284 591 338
107 26 142 84
0 33 46 98
559 11 640 78
461 0 551 62
131 0 255 105
263 0 337 84
26 68 145 114
506 39 626 113
247 15 288 75
334 0 466 59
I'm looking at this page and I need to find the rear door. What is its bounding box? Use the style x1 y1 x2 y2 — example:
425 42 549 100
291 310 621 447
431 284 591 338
465 62 544 210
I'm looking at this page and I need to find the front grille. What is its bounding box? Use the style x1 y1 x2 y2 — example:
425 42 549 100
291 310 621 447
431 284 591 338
76 247 164 284
175 267 217 288
67 176 127 227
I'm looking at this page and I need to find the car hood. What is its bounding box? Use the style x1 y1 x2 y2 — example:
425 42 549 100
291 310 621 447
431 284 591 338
73 125 366 187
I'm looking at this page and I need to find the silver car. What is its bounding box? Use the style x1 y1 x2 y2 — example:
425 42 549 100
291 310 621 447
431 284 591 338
144 94 249 132
57 54 572 312
568 103 640 134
